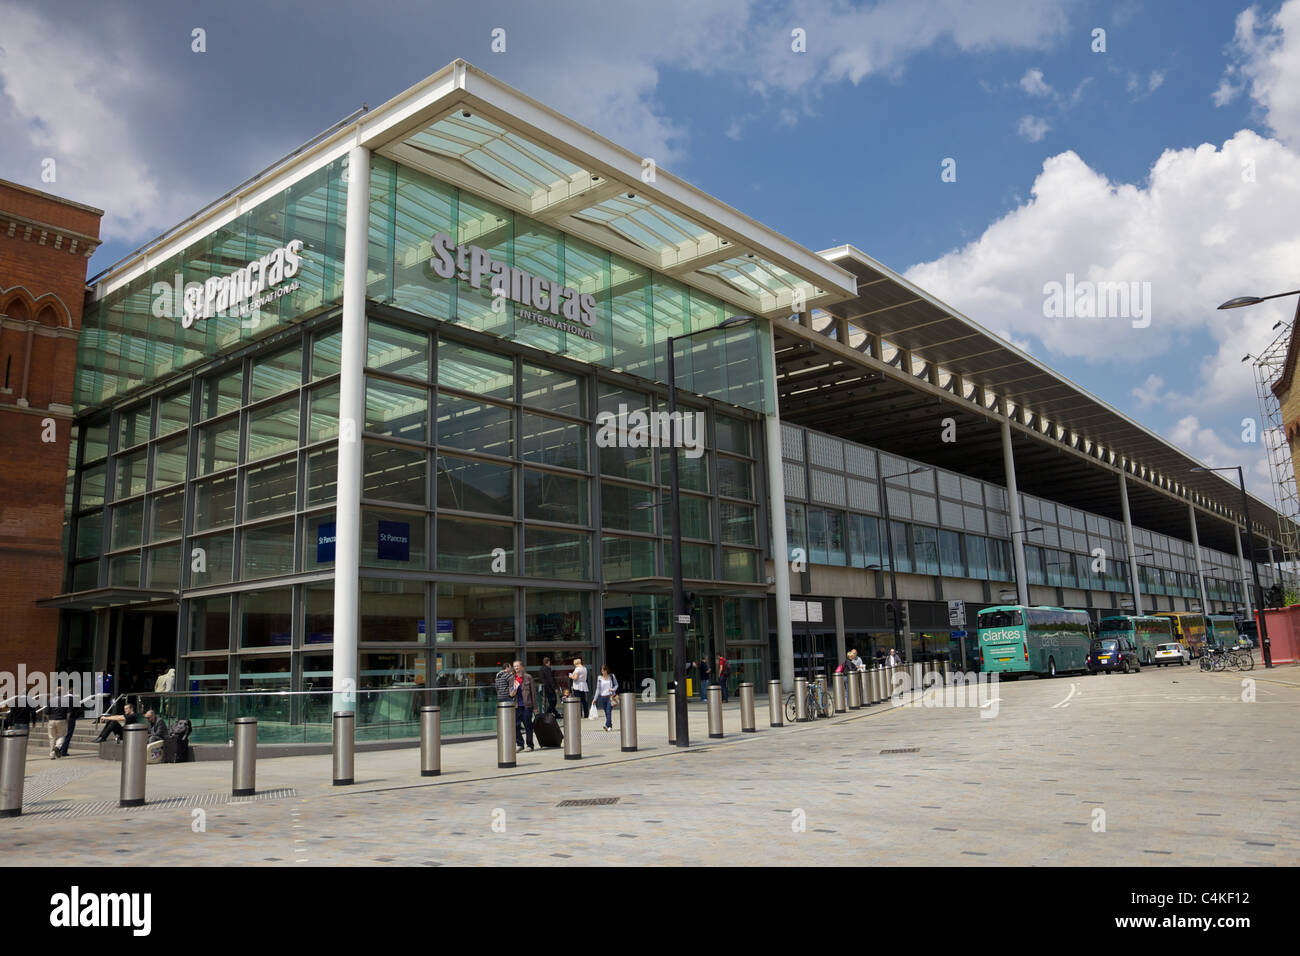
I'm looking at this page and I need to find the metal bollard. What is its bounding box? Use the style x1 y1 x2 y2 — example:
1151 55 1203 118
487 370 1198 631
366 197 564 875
497 700 517 769
667 688 677 745
794 676 810 722
619 693 637 753
870 668 882 704
739 682 756 733
833 673 847 713
768 679 783 727
120 723 148 808
942 660 950 681
846 671 861 710
232 716 256 797
563 696 582 760
420 705 441 777
707 684 724 739
912 663 923 692
332 711 354 786
0 729 28 818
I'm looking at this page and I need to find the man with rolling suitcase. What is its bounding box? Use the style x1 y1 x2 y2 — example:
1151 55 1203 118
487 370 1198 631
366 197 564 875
508 660 537 752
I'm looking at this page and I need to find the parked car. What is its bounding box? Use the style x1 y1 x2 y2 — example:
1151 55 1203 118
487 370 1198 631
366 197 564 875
1152 642 1190 666
1087 636 1141 674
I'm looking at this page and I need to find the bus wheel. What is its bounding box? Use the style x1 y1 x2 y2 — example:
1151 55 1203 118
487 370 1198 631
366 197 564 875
1048 657 1056 678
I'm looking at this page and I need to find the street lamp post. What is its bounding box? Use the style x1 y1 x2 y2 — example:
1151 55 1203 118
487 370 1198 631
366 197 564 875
665 315 755 746
878 467 924 660
1191 465 1273 668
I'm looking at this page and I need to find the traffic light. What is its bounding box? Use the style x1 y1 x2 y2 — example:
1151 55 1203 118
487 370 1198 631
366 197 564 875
899 602 910 632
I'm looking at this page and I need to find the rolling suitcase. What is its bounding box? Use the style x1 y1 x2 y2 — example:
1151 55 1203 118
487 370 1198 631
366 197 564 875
533 712 563 749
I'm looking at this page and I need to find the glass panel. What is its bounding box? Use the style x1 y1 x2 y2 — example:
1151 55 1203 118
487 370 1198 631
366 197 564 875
437 516 513 574
79 464 106 509
361 509 426 568
523 527 590 579
198 417 240 474
597 386 653 483
312 325 342 380
521 414 586 471
109 553 140 587
938 529 965 577
110 499 143 550
189 596 230 652
525 590 591 644
602 534 656 580
601 482 655 532
785 501 806 559
663 541 714 580
807 507 845 566
722 548 758 582
717 456 753 500
242 521 296 579
436 454 513 516
146 543 183 589
360 578 425 643
303 512 336 571
364 442 427 505
308 381 340 442
437 340 514 400
847 513 880 569
889 520 912 574
368 319 429 380
240 588 293 648
115 450 148 498
75 511 103 559
521 363 586 417
436 582 515 642
118 404 150 449
720 502 755 546
524 469 588 525
716 415 750 456
149 488 185 542
83 421 110 462
366 377 427 442
676 494 711 541
247 394 300 463
244 455 298 520
303 584 334 645
193 473 237 531
157 389 191 436
202 367 243 420
250 344 302 402
189 532 234 586
152 435 188 489
913 526 939 575
658 447 707 493
437 392 513 456
306 444 338 505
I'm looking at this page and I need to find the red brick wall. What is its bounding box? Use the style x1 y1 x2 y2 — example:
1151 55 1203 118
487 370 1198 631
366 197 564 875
0 180 101 680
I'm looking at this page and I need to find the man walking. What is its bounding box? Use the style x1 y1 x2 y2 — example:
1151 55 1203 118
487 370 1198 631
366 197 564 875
539 656 559 717
494 661 515 702
508 660 537 751
47 685 71 759
715 654 730 702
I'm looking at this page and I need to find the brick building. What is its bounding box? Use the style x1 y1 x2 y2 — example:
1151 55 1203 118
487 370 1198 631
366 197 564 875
0 179 102 681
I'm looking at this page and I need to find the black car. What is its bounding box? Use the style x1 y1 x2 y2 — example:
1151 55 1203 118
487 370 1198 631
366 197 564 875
1087 636 1141 674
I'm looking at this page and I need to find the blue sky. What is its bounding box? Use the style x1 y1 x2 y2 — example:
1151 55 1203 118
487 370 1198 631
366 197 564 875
3 0 1299 498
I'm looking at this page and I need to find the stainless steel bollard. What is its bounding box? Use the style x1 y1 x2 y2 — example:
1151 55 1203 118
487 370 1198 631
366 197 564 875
739 683 756 733
232 716 256 797
563 696 582 760
768 679 783 727
794 676 810 722
942 660 951 681
845 671 861 710
332 711 354 786
870 668 882 704
119 723 147 808
619 693 637 753
420 705 441 777
911 663 923 692
667 688 677 745
0 729 28 818
833 673 848 713
497 700 517 768
707 684 723 739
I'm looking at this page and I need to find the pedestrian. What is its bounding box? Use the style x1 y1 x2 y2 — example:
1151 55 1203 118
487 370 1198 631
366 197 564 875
494 660 515 701
539 656 559 717
94 702 143 743
594 665 618 731
58 688 79 758
47 686 71 759
508 660 536 751
696 657 711 702
569 656 590 717
715 654 730 702
143 708 168 742
842 648 860 675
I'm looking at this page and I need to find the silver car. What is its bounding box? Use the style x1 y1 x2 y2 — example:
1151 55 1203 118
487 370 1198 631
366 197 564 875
1153 642 1190 666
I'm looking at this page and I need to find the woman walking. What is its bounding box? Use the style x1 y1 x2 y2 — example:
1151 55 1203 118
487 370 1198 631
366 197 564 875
569 656 590 717
594 665 619 731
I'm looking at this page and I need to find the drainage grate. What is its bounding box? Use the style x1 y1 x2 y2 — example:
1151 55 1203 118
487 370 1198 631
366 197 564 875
880 747 920 754
557 797 620 808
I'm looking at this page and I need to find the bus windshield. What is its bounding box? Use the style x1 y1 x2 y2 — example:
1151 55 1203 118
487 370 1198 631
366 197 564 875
979 609 1022 628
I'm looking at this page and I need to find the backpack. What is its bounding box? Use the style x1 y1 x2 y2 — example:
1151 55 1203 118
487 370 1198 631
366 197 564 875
170 718 193 740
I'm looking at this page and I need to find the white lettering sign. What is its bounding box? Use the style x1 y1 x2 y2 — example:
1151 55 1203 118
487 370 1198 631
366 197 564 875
182 239 303 328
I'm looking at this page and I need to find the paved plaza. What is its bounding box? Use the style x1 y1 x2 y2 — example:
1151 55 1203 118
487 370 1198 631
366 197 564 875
3 667 1298 866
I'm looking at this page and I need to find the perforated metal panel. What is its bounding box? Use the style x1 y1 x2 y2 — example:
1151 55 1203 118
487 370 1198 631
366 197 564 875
808 432 845 471
810 468 847 507
972 506 994 534
844 442 876 478
886 486 911 520
783 461 806 499
848 478 878 513
912 495 938 524
781 422 804 461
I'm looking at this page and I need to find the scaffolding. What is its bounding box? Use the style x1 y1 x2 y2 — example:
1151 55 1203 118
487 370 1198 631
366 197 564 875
1252 321 1300 582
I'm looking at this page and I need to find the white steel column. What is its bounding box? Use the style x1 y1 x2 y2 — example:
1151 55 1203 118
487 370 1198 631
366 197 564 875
332 144 370 714
1119 473 1143 616
765 336 795 693
1189 503 1209 613
1235 526 1253 616
1000 421 1030 607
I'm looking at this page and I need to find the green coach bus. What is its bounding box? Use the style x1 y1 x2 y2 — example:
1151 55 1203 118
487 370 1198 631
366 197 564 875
1097 615 1172 666
977 605 1093 678
1205 614 1246 650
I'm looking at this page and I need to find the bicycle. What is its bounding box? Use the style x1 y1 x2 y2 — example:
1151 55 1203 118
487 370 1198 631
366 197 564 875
785 681 835 722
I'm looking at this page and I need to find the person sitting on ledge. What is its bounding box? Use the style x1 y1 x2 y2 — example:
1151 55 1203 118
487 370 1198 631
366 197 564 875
93 702 143 743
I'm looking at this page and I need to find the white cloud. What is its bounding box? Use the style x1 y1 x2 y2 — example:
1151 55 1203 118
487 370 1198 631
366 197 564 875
1017 115 1051 142
903 129 1300 416
1214 0 1300 147
1168 414 1272 490
1131 373 1170 408
1020 68 1052 96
